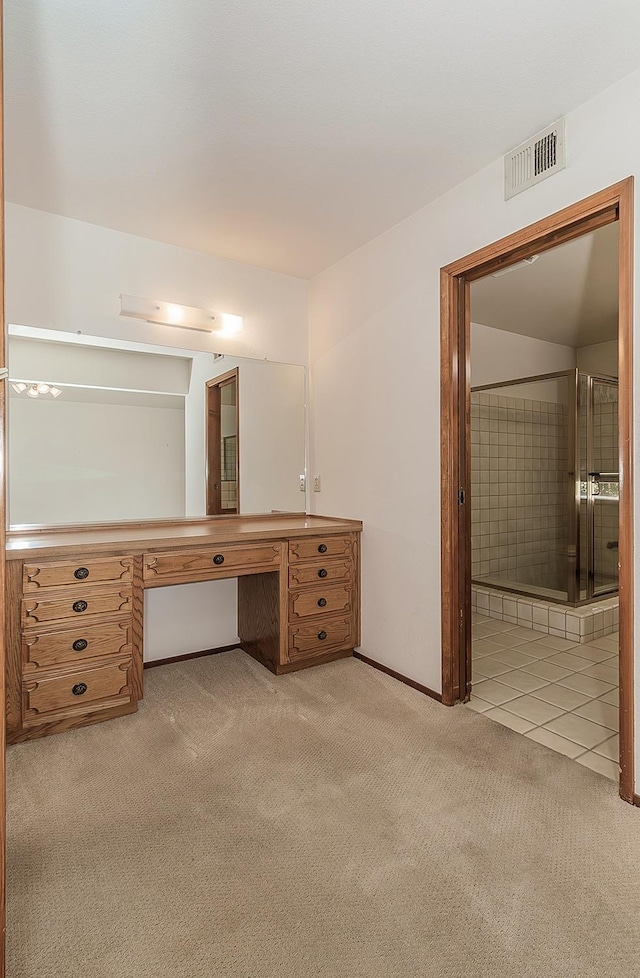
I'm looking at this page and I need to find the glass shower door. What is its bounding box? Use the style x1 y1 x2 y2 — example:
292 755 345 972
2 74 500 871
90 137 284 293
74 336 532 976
589 378 619 597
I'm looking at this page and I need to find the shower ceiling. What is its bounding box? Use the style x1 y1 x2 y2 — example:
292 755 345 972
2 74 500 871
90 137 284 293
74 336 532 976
471 221 618 347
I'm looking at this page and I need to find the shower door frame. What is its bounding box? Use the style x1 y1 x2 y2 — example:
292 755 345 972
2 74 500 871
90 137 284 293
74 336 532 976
470 368 621 607
585 373 620 601
440 178 635 804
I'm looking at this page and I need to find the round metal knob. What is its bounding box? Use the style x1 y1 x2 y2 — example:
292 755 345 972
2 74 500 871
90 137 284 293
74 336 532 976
72 639 88 652
317 544 328 554
74 567 90 580
72 600 88 613
72 683 88 696
213 554 225 565
318 568 328 578
317 630 327 641
317 598 327 607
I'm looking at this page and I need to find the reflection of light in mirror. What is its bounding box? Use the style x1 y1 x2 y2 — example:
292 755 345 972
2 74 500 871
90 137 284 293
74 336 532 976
12 382 62 399
220 313 244 335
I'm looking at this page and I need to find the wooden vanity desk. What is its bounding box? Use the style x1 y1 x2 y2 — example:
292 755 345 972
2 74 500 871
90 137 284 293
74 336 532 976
5 514 362 744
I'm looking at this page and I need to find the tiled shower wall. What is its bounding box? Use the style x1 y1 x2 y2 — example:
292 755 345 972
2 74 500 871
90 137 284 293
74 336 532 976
471 391 568 591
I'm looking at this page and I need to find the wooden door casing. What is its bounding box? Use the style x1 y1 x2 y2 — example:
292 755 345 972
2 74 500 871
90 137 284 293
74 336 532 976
206 368 239 516
440 179 635 804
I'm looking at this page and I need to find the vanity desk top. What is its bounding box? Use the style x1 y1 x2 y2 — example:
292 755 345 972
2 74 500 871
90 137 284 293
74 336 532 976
7 513 362 560
5 514 362 744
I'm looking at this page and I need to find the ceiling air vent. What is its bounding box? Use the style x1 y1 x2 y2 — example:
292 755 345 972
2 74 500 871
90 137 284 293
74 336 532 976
504 118 566 200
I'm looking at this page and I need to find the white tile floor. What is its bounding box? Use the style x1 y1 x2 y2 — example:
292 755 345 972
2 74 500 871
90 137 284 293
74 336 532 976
467 614 619 781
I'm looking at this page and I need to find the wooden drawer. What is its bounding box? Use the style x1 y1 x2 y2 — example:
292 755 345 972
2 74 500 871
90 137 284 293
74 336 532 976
144 543 282 585
23 556 133 592
22 620 133 672
288 557 353 589
22 658 132 724
288 616 355 660
288 535 352 563
288 584 352 621
22 586 133 629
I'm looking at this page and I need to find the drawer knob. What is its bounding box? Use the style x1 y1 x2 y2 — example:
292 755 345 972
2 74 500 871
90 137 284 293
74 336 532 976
212 554 225 565
318 544 328 554
72 639 88 652
72 683 88 696
318 630 327 641
318 568 328 578
72 600 88 614
317 597 327 607
74 567 90 580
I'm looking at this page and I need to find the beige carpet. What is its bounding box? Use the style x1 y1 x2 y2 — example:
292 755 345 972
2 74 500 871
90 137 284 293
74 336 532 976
7 651 640 978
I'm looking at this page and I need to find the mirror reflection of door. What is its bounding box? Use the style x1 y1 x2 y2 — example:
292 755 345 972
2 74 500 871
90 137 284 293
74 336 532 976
206 369 239 515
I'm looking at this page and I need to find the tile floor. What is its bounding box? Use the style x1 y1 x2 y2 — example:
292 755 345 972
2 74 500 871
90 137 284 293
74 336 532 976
467 613 619 781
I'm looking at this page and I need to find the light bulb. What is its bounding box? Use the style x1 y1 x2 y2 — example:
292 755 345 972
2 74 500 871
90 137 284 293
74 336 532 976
165 304 184 325
26 386 39 398
37 383 50 394
220 313 244 335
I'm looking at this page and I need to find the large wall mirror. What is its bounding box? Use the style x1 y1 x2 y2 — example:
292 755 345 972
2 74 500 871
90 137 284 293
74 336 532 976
7 324 307 527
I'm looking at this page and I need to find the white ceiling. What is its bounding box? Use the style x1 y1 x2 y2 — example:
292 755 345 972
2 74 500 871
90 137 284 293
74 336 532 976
6 1 640 278
471 222 619 348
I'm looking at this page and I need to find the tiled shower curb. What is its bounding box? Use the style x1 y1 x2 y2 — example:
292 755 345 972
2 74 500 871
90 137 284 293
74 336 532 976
472 584 618 644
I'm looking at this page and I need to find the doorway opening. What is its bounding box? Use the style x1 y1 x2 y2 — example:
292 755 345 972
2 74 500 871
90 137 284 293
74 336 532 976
206 368 239 515
440 179 634 803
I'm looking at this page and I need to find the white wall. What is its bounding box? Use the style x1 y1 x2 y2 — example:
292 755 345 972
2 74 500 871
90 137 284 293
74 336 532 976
577 340 619 377
5 205 308 660
471 322 576 387
143 582 239 663
308 66 640 788
9 390 185 525
471 323 576 403
6 204 309 365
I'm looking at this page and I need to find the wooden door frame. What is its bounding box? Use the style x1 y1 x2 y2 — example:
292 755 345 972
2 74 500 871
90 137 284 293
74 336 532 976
440 178 635 804
206 368 239 515
0 0 7 966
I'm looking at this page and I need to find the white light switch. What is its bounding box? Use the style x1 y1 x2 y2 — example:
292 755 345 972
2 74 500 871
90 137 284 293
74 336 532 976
313 475 321 492
299 474 306 492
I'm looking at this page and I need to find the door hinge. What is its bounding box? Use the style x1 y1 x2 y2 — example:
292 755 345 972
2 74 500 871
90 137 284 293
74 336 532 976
458 488 466 505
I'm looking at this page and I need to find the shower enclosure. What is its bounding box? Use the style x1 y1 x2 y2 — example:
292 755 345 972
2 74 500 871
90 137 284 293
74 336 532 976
471 369 618 606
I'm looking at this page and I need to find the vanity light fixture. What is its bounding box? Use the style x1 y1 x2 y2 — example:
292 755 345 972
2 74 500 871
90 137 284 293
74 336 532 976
119 295 244 336
489 255 540 278
13 382 62 398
